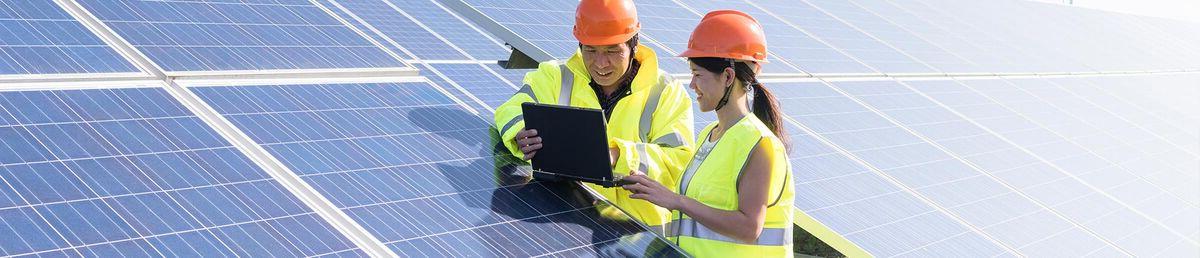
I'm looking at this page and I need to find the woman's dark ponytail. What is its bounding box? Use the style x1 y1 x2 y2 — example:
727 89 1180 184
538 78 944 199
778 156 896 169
732 62 789 150
690 57 789 150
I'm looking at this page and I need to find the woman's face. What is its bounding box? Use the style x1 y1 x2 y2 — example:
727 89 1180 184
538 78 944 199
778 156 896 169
689 62 733 112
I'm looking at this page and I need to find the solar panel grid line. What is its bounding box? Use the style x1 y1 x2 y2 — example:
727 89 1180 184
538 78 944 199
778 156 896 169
739 0 884 76
999 79 1200 207
324 0 471 61
999 79 1199 185
72 0 408 72
0 86 367 257
0 0 141 76
423 63 521 114
821 79 1135 255
189 82 686 255
415 0 513 60
945 79 1200 249
1045 79 1200 159
47 0 160 77
880 0 1057 74
816 81 1142 255
791 0 944 76
0 99 155 257
836 0 984 73
436 0 559 62
318 0 503 114
307 0 413 68
855 0 1022 74
772 101 1018 256
155 83 397 257
1084 77 1200 139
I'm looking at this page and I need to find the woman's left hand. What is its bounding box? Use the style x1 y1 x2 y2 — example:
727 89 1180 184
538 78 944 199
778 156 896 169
622 174 683 210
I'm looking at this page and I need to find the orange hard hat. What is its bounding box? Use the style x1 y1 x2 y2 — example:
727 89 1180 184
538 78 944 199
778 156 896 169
679 10 768 63
573 0 641 46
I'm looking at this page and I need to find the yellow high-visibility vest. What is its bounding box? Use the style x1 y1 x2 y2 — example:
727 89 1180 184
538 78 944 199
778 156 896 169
494 45 696 227
669 115 795 257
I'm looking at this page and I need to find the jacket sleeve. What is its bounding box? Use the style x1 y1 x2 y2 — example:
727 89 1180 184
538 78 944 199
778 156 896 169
494 61 560 160
608 74 695 189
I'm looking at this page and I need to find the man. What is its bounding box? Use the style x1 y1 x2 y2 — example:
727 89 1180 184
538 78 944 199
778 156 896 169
494 0 694 229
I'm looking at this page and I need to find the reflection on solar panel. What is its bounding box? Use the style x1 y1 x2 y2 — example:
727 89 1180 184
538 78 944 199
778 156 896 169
1 0 1198 256
190 81 684 256
326 0 510 61
0 87 362 257
75 0 405 71
0 0 136 75
425 63 517 114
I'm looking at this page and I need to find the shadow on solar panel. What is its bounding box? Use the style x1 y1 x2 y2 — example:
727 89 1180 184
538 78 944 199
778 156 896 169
189 82 685 257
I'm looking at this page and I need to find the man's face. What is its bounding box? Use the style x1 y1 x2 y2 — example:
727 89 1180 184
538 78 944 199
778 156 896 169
581 43 632 87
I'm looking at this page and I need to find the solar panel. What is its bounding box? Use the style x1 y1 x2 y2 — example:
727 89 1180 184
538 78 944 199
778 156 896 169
75 0 406 71
767 82 1015 256
188 81 684 256
330 0 511 61
910 78 1199 255
456 0 578 60
0 0 137 75
326 0 467 61
752 0 937 74
425 63 517 114
846 0 1021 73
672 0 823 74
0 86 364 257
801 0 981 74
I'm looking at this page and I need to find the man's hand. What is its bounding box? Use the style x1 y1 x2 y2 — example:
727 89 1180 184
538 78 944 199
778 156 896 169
515 128 542 160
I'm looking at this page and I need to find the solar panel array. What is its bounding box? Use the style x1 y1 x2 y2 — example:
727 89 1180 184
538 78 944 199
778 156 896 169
1 0 1197 257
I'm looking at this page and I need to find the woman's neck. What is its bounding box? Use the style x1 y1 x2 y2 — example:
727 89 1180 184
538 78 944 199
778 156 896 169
711 97 750 141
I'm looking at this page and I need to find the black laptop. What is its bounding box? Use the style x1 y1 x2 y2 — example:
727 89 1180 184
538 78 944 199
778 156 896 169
521 102 633 187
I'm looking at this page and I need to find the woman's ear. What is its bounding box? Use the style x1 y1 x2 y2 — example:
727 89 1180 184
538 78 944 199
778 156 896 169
723 66 737 86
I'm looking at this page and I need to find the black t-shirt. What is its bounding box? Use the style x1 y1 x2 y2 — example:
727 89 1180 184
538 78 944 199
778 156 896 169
588 59 641 121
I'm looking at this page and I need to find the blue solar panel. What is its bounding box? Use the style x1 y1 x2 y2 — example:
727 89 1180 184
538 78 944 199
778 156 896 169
845 0 1020 73
907 0 1085 72
328 0 467 60
913 79 1199 255
337 0 511 61
753 0 936 74
771 80 1177 255
459 0 577 60
802 0 980 74
0 0 137 75
190 81 684 256
680 0 873 75
426 63 517 114
765 82 1012 256
831 79 1165 255
76 0 405 71
0 87 364 257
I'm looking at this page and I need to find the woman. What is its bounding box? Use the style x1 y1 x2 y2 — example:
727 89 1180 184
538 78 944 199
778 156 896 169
620 10 795 257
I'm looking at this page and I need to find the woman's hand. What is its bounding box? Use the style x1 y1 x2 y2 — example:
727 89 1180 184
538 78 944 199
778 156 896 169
622 174 683 210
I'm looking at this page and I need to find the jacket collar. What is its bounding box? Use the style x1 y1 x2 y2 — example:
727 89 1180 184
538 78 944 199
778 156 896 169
564 44 661 94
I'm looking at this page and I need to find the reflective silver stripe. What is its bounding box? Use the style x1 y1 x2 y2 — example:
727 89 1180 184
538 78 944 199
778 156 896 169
636 143 650 173
666 219 792 246
679 129 717 195
638 75 670 141
500 114 523 136
515 84 537 103
652 132 685 148
558 64 573 105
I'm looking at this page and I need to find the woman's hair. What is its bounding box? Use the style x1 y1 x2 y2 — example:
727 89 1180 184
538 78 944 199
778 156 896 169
689 57 789 149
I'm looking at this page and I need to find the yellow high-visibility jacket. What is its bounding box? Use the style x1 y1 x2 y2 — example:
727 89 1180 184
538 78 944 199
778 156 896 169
494 45 695 227
669 116 795 257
